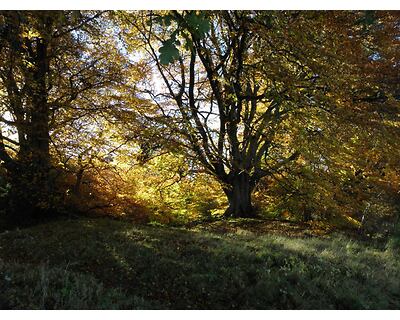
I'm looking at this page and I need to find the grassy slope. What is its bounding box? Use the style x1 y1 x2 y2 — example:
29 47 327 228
0 217 399 309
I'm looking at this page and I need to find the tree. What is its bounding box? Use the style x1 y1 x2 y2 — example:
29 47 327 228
0 11 126 222
122 11 398 218
254 11 400 225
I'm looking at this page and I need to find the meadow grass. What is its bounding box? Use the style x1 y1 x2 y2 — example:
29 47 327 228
0 217 399 309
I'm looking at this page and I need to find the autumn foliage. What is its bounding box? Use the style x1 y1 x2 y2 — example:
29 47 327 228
0 10 399 237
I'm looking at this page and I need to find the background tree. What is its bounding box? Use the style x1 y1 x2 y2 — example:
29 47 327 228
254 11 400 228
0 11 128 222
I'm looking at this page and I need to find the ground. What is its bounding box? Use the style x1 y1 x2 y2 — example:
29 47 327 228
0 216 399 309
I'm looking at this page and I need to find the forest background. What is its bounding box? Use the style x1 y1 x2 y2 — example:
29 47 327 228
1 10 399 235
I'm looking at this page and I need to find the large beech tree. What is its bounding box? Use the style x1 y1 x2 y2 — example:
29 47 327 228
0 11 125 221
125 10 399 218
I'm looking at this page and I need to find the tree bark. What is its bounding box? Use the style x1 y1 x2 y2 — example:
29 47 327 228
5 35 53 224
73 168 85 196
223 172 257 218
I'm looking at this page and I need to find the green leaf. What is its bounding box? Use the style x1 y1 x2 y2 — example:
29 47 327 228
186 12 210 38
164 15 173 27
364 11 376 25
159 41 180 65
357 11 376 26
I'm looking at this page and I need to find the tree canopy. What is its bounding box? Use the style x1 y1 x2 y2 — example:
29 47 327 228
0 10 399 231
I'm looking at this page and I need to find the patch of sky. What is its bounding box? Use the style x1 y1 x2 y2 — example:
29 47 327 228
368 52 381 61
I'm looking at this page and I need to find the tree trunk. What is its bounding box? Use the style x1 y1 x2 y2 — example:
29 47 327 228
223 172 256 218
73 168 85 196
7 37 52 224
22 37 51 213
29 37 51 170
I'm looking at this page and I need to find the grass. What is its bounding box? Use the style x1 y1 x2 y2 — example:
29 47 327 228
0 216 399 309
0 261 151 309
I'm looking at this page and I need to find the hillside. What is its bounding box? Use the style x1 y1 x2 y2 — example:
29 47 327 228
1 217 399 309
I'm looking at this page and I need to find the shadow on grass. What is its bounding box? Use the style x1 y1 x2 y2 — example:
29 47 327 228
0 217 399 309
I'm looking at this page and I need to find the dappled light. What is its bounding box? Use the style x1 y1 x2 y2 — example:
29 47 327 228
1 218 399 309
0 10 400 309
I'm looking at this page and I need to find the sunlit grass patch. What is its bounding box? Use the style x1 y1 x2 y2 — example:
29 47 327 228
0 217 399 309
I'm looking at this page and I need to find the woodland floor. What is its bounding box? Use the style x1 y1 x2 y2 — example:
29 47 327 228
0 216 399 309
